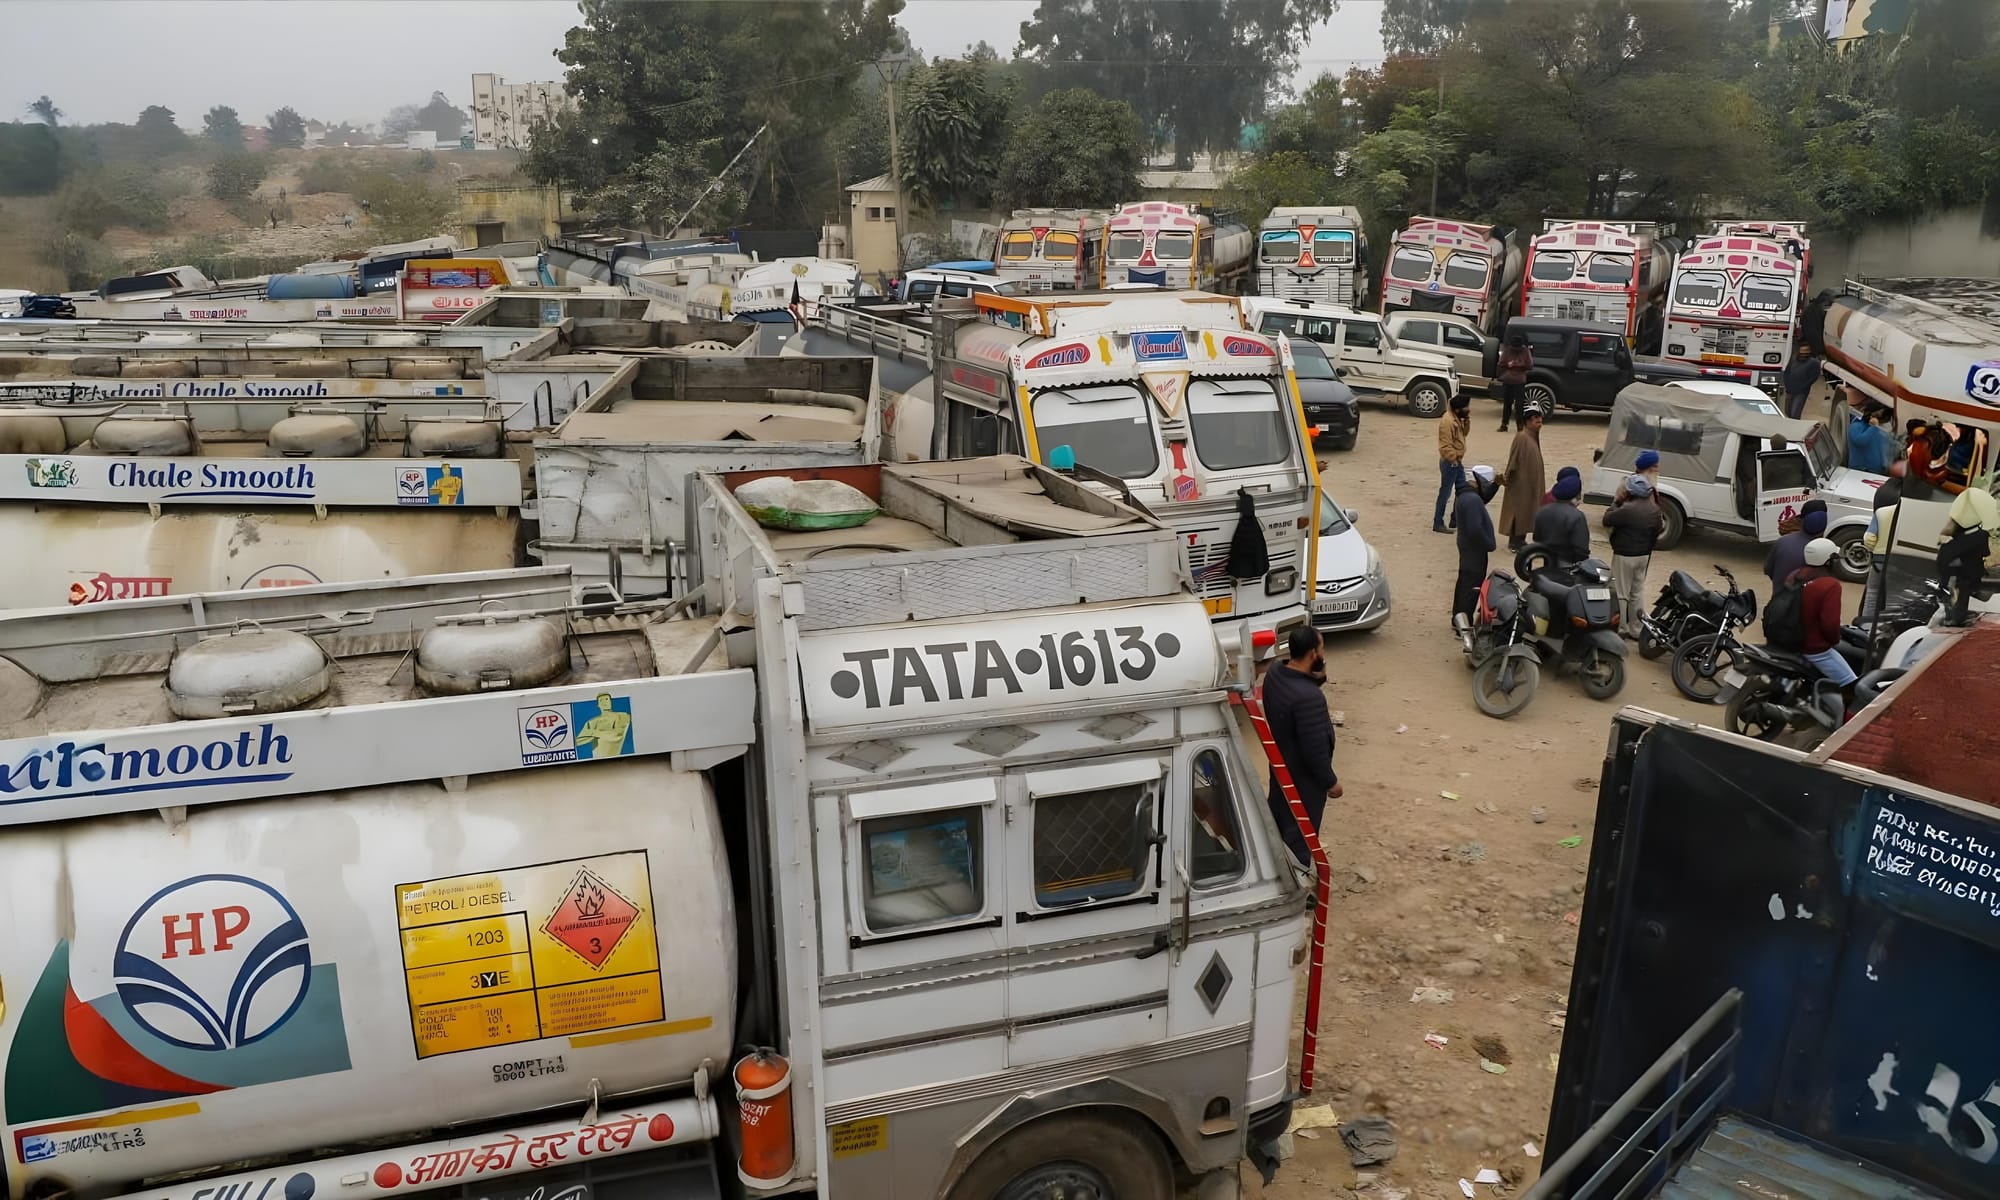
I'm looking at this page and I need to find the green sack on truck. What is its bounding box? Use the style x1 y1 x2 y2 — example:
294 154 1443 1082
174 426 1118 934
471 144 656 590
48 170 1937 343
733 476 879 532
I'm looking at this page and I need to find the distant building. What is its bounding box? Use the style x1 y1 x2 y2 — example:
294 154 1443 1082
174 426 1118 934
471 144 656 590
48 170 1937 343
844 173 902 278
471 74 571 150
406 130 439 152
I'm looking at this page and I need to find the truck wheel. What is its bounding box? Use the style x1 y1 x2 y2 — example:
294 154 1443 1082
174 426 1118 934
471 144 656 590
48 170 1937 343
1406 379 1449 418
948 1114 1172 1200
1524 381 1557 418
1831 527 1870 584
1654 497 1686 551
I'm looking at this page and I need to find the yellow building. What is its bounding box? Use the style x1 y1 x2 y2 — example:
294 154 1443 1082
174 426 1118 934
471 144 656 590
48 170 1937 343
845 174 902 279
455 182 566 247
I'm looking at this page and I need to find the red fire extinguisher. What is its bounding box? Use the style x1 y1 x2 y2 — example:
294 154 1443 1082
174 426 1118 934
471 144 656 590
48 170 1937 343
733 1048 795 1189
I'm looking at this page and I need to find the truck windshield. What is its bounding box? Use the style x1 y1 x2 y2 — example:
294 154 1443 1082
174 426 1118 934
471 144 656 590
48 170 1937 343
1674 271 1728 308
1740 274 1793 314
1259 230 1301 265
1588 253 1634 284
999 232 1035 261
1443 253 1489 291
1531 250 1576 282
1311 229 1354 263
1155 230 1194 261
1044 230 1080 262
1032 384 1159 478
1107 231 1145 262
1188 378 1291 470
1389 245 1433 282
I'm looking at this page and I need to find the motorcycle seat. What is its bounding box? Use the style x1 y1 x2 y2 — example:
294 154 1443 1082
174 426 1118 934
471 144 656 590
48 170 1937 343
1752 646 1814 672
1669 570 1706 600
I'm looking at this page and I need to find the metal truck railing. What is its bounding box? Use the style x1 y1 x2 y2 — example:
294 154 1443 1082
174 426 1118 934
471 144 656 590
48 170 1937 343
1524 989 1743 1200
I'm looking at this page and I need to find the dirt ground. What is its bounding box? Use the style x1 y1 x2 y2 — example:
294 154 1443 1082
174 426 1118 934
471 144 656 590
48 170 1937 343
1238 390 1857 1200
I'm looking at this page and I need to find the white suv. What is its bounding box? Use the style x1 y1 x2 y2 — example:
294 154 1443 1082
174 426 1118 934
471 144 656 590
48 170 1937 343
1242 297 1459 417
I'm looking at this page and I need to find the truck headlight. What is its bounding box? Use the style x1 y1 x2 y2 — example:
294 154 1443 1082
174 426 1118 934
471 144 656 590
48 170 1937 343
1265 567 1299 595
1668 343 1687 356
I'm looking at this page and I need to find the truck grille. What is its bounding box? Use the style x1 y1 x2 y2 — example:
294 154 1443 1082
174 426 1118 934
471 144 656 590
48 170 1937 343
1265 272 1356 306
1185 540 1298 601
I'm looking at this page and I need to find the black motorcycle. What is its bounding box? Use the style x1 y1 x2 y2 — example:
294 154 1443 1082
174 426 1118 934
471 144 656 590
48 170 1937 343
1718 645 1904 747
1510 546 1627 699
1637 565 1755 661
1456 569 1541 719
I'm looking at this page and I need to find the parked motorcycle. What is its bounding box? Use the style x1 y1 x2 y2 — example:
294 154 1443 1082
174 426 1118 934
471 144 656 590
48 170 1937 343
1520 555 1627 699
1455 569 1540 719
1718 647 1904 748
1636 565 1755 661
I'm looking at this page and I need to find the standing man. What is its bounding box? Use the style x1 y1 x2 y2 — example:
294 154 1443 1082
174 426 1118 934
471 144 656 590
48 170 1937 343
1496 333 1533 432
1261 626 1338 868
1453 465 1499 621
1847 394 1890 473
1937 485 1999 627
1435 392 1470 533
1533 472 1590 566
1497 409 1546 551
1860 458 1905 624
1782 342 1821 421
1603 474 1665 634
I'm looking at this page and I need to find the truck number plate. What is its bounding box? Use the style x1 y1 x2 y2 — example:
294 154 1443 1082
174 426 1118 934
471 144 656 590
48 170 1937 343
1585 587 1612 602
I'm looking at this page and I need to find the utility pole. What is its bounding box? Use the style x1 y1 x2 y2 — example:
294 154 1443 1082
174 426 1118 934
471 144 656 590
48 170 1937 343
875 53 912 273
1430 68 1444 213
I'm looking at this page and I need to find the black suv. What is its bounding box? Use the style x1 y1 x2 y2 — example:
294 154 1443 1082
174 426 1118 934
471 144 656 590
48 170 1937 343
1286 337 1360 450
1503 317 1698 415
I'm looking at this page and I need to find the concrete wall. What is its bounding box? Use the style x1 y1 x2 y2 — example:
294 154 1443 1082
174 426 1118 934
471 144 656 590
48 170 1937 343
456 183 566 246
846 187 901 279
1811 204 2000 287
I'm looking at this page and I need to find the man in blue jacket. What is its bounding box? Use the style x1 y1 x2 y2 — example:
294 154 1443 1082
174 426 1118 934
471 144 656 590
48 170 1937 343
1453 464 1499 621
1263 626 1339 868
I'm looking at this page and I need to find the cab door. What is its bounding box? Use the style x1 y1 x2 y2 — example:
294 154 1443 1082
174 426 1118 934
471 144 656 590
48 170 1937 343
1002 755 1178 1066
1754 447 1817 541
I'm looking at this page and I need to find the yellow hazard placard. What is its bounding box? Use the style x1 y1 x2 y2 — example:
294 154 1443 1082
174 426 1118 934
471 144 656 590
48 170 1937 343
395 852 664 1058
829 1116 888 1159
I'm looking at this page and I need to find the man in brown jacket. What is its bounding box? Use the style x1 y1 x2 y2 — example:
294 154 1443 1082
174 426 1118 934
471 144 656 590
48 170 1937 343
1434 392 1470 533
1497 410 1545 550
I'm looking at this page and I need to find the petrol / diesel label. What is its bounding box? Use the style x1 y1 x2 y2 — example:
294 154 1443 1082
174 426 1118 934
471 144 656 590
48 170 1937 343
394 853 664 1058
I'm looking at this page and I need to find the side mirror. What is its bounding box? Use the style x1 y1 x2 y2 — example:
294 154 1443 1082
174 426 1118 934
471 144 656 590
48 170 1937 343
1346 507 1361 525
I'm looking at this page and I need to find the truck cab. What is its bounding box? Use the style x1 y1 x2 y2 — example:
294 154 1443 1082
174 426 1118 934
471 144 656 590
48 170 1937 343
1538 633 2000 1200
1242 296 1459 418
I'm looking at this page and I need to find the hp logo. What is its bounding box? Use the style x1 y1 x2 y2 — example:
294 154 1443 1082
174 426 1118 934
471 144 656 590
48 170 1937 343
113 875 312 1051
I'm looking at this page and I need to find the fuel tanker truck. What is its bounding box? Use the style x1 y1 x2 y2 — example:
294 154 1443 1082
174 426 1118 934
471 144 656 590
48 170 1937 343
0 456 1314 1200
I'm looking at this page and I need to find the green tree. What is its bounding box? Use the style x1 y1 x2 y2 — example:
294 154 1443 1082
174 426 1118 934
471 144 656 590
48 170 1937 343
207 150 269 201
528 0 904 228
202 105 245 150
897 56 1015 209
1380 0 1477 56
26 95 60 126
1017 0 1336 167
0 122 61 194
134 105 185 157
355 171 459 242
267 106 307 149
995 88 1144 209
414 92 468 140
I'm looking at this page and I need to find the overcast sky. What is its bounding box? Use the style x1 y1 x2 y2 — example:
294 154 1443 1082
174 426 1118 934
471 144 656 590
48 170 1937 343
3 0 1385 129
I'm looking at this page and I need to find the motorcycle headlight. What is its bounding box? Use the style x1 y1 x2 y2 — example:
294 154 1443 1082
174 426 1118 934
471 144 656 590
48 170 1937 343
1265 567 1299 596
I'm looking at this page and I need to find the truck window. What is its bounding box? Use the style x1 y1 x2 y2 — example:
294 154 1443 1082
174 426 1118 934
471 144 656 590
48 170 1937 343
1739 273 1793 314
860 808 984 932
1443 253 1489 291
1388 245 1432 282
1190 748 1246 886
1587 252 1634 285
1531 250 1577 282
1260 231 1302 265
1033 780 1159 907
1188 379 1290 470
1044 230 1080 262
1311 229 1354 263
1156 230 1194 261
1031 384 1159 478
1000 232 1035 262
1674 270 1728 309
1107 231 1145 262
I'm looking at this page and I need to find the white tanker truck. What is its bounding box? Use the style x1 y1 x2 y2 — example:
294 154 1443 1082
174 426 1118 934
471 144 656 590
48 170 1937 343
0 457 1313 1200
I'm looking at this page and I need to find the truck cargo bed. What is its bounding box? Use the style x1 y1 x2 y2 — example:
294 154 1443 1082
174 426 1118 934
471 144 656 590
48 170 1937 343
1661 1117 1947 1200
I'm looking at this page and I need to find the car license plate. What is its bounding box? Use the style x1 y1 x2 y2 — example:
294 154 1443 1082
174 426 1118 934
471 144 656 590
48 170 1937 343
1586 587 1612 602
1722 669 1746 689
1313 598 1361 616
1204 597 1234 616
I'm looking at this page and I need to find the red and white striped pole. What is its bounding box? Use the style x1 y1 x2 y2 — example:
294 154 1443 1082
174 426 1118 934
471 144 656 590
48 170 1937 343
1236 687 1330 1093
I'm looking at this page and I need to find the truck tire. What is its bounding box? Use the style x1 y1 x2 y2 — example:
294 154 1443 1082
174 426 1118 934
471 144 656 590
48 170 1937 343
947 1114 1172 1200
1830 526 1869 584
1405 378 1450 419
1654 497 1686 551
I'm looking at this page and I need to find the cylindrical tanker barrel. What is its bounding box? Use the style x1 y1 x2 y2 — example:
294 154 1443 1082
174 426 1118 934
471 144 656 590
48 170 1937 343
0 762 737 1199
1211 223 1253 278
